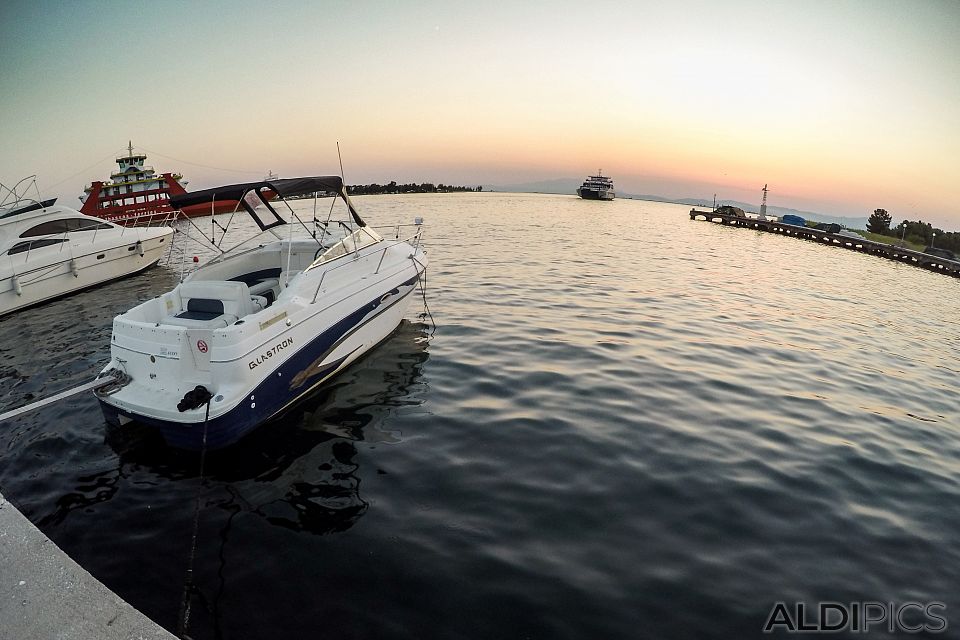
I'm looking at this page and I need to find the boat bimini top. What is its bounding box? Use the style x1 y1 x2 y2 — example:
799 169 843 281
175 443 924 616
169 176 366 231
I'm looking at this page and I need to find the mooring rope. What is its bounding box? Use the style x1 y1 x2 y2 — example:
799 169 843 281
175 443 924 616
0 372 122 423
177 397 212 640
415 264 435 336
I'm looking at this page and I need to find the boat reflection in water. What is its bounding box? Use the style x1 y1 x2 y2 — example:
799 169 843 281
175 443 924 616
95 318 430 635
107 316 430 519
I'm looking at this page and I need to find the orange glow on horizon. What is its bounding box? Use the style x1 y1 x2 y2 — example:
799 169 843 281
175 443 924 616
2 1 957 226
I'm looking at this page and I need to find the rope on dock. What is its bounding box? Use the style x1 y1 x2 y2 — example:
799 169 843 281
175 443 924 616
0 372 120 423
177 391 213 640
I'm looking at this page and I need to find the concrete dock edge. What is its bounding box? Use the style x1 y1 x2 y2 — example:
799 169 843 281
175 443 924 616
0 490 176 640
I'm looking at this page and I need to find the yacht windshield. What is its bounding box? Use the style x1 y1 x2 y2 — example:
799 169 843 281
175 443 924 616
308 227 382 269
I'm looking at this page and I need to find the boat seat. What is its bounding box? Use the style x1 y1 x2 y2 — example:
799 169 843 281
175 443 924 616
248 278 280 304
164 280 258 329
164 312 235 330
177 297 227 321
248 278 279 296
250 295 267 312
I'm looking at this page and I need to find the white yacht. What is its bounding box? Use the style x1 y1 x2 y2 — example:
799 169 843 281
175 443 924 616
95 176 428 450
0 179 173 317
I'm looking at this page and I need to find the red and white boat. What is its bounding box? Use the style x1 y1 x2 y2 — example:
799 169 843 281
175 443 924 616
79 142 245 225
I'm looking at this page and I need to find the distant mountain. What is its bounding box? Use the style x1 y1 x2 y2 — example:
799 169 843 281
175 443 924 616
483 180 869 230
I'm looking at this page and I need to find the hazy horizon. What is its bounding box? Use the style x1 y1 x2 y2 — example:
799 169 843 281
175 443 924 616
2 0 958 227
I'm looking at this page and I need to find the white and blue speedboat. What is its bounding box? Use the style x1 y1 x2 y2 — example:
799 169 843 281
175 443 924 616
96 176 427 450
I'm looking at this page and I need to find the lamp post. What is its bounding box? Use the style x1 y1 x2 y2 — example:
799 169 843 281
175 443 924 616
901 223 907 246
932 232 936 248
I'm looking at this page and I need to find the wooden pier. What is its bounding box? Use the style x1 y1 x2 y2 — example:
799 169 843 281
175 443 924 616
689 209 960 279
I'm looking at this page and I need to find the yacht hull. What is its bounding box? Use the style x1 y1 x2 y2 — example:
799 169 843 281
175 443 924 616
0 232 171 317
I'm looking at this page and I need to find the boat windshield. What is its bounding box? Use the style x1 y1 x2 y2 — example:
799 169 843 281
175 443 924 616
307 227 382 270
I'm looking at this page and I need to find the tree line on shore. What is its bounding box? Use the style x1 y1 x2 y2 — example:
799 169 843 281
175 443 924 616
347 181 482 195
286 181 483 200
866 209 960 253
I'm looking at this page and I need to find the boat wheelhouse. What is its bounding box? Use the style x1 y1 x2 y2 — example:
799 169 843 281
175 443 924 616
96 175 428 450
80 142 247 225
577 171 615 201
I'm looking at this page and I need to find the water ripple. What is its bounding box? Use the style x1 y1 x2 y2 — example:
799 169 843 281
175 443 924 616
0 194 958 639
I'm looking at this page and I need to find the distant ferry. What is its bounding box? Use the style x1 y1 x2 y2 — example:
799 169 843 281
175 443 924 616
79 142 249 224
577 171 615 201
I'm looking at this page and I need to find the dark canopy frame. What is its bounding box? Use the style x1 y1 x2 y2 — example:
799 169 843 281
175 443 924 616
169 176 365 231
0 198 58 220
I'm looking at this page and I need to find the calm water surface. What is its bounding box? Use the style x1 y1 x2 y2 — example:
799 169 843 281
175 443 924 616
1 193 959 639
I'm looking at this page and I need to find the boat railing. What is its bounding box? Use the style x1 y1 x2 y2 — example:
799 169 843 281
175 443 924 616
103 206 185 228
372 222 426 241
0 195 45 212
0 176 42 211
309 227 423 304
9 231 148 281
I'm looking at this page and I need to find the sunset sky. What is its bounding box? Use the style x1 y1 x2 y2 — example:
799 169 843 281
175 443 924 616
2 0 958 226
